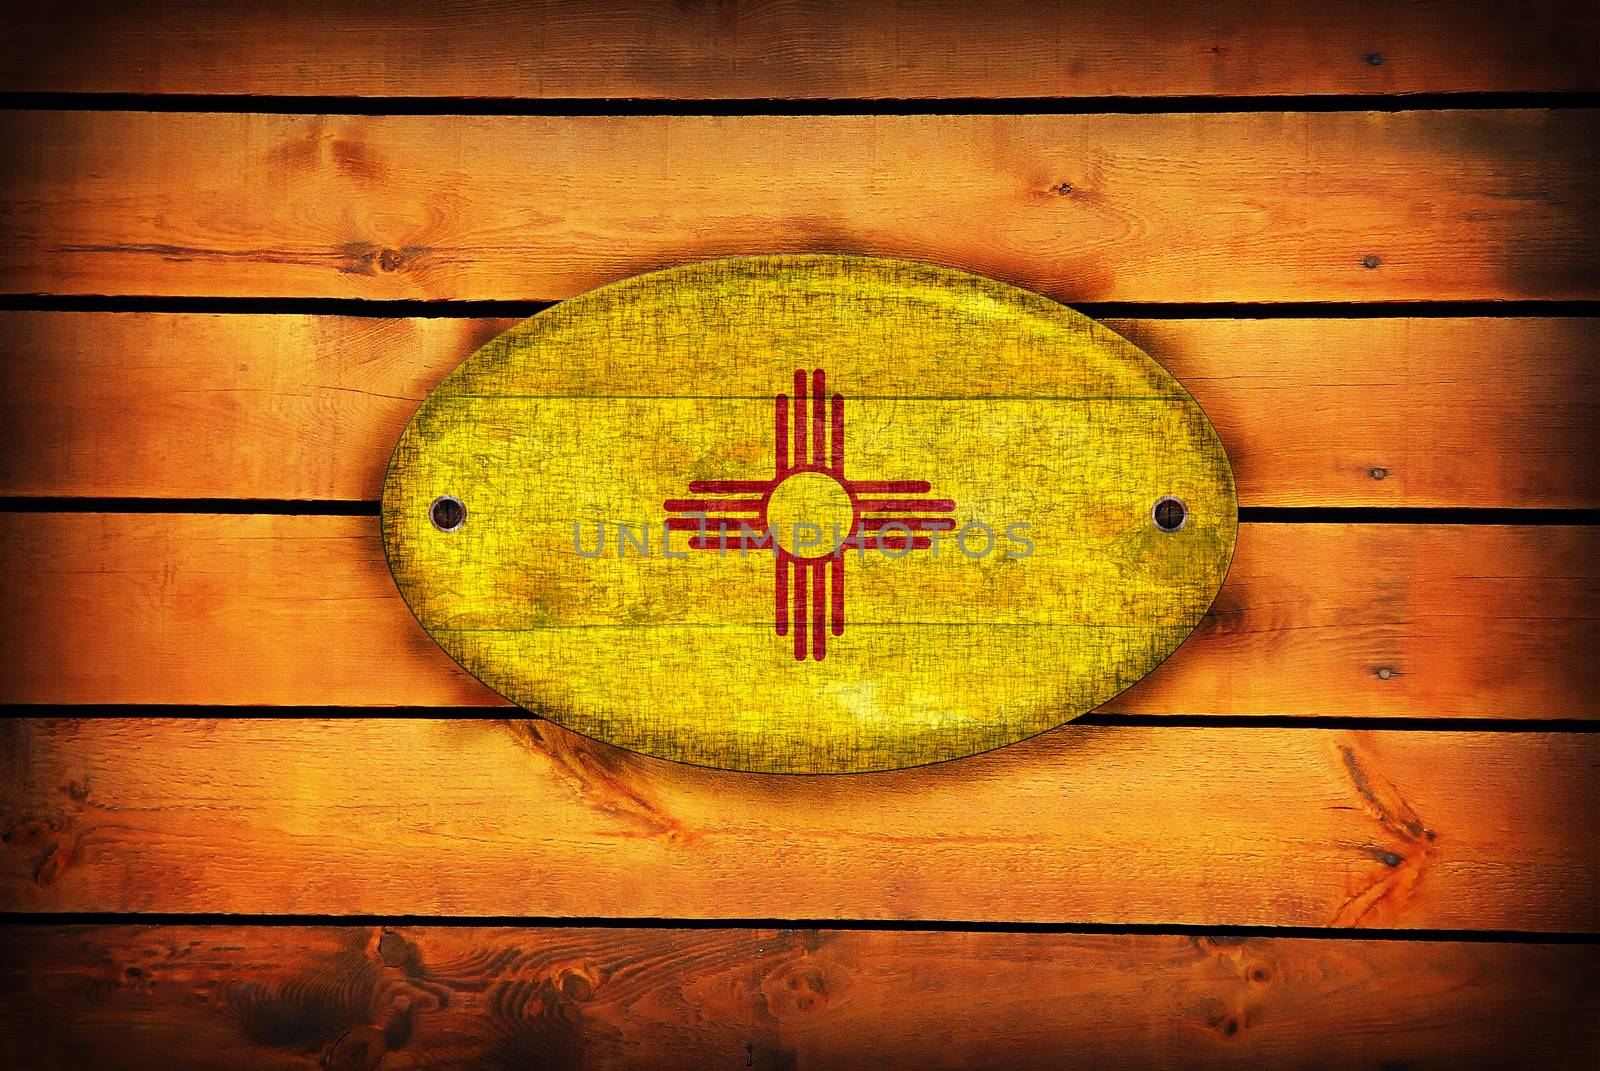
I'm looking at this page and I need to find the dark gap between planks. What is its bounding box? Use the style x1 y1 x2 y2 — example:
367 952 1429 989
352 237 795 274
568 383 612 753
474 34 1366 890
0 912 1596 943
2 295 1600 318
3 499 1597 526
3 707 1597 732
2 90 1599 116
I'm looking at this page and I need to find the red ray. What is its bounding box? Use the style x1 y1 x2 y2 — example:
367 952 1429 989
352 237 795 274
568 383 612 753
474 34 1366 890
663 499 764 512
687 535 774 551
857 498 957 513
861 517 956 531
666 518 765 531
773 394 788 476
862 535 934 551
846 480 930 494
792 558 808 661
830 393 844 474
812 369 825 468
775 555 788 636
689 480 773 494
830 554 844 636
811 558 826 660
793 369 807 467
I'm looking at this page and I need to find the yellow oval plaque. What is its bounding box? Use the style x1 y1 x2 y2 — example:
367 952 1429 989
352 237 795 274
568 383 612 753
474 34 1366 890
382 256 1236 773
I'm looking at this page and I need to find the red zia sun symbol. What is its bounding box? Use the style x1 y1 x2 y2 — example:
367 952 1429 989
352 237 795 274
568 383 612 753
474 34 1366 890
664 369 954 662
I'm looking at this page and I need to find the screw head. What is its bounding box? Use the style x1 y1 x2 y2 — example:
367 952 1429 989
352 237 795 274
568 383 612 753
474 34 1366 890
1152 496 1188 533
430 495 466 532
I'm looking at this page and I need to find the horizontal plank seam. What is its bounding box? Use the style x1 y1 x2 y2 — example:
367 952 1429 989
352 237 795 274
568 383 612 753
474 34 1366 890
1 913 1597 943
4 710 1596 732
2 295 1599 318
3 499 1596 526
0 498 380 515
1080 714 1600 731
1243 508 1600 525
3 91 1599 116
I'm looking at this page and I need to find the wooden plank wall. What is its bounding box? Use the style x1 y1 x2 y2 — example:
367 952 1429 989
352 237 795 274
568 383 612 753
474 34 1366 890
0 2 1597 1067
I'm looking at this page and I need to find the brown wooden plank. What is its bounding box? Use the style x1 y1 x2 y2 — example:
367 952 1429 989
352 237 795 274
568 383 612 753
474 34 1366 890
0 313 517 501
2 109 1596 302
3 312 1596 507
2 718 1597 927
1114 317 1600 510
0 925 1595 1069
1 514 1594 717
2 1 1596 99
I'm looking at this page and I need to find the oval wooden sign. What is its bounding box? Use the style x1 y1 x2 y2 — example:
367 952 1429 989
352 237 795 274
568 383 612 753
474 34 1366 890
382 256 1237 773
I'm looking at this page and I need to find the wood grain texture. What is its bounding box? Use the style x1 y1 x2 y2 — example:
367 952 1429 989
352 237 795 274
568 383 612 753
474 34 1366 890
1 926 1596 1070
2 514 1595 717
1 0 1596 99
3 717 1598 928
3 312 1596 507
0 312 517 501
3 109 1597 302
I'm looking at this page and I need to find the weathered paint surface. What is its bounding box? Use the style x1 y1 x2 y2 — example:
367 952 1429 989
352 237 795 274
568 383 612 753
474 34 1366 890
382 256 1236 772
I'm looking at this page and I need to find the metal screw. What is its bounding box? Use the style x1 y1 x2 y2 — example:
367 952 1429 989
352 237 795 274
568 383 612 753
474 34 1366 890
1152 496 1188 532
1370 467 1389 480
430 495 466 532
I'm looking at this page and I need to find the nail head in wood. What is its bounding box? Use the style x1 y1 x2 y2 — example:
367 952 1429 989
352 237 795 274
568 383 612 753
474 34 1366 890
429 495 466 532
1152 496 1188 532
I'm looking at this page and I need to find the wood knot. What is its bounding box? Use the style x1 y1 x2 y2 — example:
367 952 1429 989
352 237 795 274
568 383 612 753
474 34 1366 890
2 818 54 846
774 967 831 1015
1053 181 1074 196
33 839 63 885
1364 52 1385 66
377 248 407 272
323 1025 386 1071
377 931 410 968
558 968 595 1002
1369 467 1389 480
1362 254 1382 270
